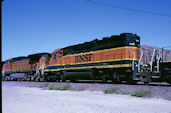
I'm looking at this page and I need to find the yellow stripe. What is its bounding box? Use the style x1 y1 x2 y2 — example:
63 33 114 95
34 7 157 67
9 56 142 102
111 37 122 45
160 60 171 63
47 59 138 66
44 64 132 72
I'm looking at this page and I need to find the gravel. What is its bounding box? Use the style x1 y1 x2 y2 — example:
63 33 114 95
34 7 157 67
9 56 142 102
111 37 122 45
2 82 171 113
2 81 171 99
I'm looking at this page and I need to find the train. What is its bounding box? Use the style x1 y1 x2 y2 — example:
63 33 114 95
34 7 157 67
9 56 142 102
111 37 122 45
2 33 171 84
2 53 51 81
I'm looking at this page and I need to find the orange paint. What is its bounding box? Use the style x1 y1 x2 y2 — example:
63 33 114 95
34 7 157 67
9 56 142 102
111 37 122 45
49 47 140 66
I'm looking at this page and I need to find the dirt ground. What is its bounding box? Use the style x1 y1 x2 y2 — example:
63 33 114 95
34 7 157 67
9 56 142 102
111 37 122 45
2 82 171 113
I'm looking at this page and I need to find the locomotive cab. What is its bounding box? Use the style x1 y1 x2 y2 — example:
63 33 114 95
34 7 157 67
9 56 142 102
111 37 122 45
124 33 140 47
50 49 63 65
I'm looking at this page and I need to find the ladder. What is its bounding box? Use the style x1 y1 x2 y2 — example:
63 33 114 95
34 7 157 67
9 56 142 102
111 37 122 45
36 63 45 75
150 49 162 78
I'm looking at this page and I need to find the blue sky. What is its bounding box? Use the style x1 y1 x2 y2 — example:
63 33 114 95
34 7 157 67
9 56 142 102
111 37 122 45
2 0 171 61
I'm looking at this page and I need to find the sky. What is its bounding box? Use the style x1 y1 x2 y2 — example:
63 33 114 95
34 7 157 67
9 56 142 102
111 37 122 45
2 0 171 61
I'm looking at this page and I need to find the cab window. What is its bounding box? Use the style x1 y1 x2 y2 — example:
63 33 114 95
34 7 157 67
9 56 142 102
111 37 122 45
59 52 62 57
53 54 56 59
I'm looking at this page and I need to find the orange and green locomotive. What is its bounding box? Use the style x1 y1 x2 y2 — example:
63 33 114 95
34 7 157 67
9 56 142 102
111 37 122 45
44 33 140 83
2 53 50 81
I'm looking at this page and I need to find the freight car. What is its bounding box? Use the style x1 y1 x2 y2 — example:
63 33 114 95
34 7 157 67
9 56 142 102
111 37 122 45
44 33 141 84
161 60 171 84
138 48 171 84
2 53 50 81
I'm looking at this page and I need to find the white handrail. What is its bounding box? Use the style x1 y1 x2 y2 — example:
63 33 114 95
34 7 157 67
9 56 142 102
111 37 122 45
150 49 156 72
38 63 45 75
157 49 162 72
130 52 135 71
36 63 39 75
138 52 144 72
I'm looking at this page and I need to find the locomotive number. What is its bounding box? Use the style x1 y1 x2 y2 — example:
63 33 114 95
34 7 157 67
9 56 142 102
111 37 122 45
75 54 93 63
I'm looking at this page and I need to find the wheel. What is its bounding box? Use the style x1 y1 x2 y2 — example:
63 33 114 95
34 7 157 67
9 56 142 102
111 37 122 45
127 77 137 85
70 79 76 83
144 78 151 85
60 73 66 82
127 80 137 85
6 76 10 81
40 78 44 82
5 76 8 81
10 77 13 81
35 78 39 82
31 76 35 81
143 72 152 84
112 72 120 84
102 76 107 83
127 73 137 85
44 77 49 82
166 79 171 84
112 78 120 84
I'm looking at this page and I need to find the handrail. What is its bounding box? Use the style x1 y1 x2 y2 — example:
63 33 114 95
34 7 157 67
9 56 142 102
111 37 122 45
150 49 156 72
157 49 162 72
36 63 39 75
138 52 144 72
130 52 135 71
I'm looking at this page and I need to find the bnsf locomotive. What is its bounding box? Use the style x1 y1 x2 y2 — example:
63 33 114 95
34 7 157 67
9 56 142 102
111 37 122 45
2 33 171 84
2 53 51 81
44 33 140 84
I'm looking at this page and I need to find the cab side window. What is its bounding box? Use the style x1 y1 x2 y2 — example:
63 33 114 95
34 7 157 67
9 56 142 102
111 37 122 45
53 54 56 59
59 52 62 57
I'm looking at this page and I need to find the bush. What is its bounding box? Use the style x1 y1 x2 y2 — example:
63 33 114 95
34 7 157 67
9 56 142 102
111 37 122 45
47 84 71 90
166 95 171 101
39 83 49 88
131 89 152 97
39 84 86 91
103 87 128 95
71 87 85 91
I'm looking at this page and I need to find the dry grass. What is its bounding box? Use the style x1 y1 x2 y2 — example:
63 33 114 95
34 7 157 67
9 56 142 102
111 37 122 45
40 83 86 91
131 89 152 97
103 87 129 95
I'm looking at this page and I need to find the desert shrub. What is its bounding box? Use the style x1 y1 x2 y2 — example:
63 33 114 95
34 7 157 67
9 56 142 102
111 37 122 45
47 84 71 90
39 83 49 88
166 95 171 101
103 87 128 95
40 84 86 91
71 87 86 91
131 89 152 97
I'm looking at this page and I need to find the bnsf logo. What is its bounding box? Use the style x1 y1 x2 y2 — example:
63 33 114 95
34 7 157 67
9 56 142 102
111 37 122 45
75 54 93 63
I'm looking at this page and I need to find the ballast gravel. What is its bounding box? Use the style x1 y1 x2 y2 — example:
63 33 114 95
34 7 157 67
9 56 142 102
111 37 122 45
2 81 171 113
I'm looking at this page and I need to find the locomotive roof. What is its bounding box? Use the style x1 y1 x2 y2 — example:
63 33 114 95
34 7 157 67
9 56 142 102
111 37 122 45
11 56 29 62
52 49 61 54
28 52 51 64
63 33 138 50
28 52 51 57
